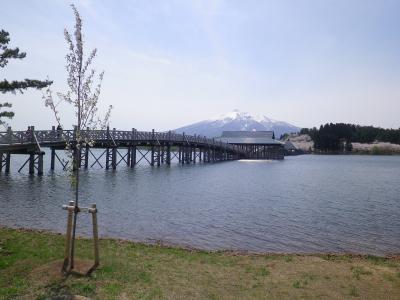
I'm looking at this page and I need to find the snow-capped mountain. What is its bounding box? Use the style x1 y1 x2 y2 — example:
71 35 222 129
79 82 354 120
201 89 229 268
174 110 300 138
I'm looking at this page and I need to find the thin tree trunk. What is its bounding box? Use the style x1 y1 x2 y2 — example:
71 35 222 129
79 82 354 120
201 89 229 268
70 44 83 270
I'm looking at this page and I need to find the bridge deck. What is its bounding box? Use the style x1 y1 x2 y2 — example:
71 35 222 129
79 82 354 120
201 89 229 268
0 127 247 175
0 127 241 152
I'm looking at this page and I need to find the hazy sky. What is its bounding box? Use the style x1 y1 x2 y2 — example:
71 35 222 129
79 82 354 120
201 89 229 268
2 0 400 130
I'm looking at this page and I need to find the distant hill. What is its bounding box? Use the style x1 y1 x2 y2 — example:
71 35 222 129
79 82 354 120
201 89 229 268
174 110 300 138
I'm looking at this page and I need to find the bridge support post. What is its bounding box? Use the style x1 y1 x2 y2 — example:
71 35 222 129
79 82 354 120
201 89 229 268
130 128 136 168
127 148 131 166
0 153 2 172
106 148 110 170
166 144 171 165
151 146 155 166
38 153 44 175
112 147 117 170
84 145 89 169
178 146 181 163
29 153 35 174
181 146 184 164
0 152 4 172
130 145 136 168
193 147 196 164
156 146 161 167
151 129 155 167
5 153 10 173
106 126 110 170
50 148 55 170
185 147 189 164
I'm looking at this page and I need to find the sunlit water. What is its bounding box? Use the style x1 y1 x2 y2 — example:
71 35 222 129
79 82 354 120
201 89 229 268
1 151 399 255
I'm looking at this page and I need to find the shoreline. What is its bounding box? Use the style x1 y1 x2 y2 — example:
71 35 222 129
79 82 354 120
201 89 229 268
304 152 400 156
1 227 400 299
3 225 399 258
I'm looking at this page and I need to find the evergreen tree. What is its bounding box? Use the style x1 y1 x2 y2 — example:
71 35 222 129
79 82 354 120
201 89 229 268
303 123 400 151
0 29 52 126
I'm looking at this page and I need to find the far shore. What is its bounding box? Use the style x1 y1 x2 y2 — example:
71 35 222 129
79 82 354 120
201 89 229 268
1 227 399 299
284 134 400 155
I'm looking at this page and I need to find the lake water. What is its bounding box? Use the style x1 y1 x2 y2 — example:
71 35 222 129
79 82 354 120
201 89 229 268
1 152 399 255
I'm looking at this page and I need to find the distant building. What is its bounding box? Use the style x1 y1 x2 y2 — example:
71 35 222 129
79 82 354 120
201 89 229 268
218 131 284 160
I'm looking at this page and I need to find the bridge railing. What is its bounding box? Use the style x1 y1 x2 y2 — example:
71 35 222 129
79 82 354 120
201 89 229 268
0 127 242 154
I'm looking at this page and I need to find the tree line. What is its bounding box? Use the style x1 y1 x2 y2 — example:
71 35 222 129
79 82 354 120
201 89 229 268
300 123 400 151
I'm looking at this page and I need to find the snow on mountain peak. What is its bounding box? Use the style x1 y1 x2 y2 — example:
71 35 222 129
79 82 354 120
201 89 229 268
215 110 277 124
217 109 250 121
175 110 300 138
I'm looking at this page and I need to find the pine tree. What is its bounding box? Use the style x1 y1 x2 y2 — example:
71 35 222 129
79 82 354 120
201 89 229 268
0 29 52 126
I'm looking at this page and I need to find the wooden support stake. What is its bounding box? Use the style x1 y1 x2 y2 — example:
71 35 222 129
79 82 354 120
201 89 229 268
62 200 74 273
91 204 100 268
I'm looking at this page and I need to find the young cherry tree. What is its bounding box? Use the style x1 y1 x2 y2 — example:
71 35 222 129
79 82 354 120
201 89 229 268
43 4 112 273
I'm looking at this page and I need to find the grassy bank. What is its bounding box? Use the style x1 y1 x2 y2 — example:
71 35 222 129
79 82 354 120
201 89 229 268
1 228 399 299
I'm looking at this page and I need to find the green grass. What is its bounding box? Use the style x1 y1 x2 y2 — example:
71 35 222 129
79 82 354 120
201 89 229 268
0 227 400 299
351 266 373 280
349 286 359 297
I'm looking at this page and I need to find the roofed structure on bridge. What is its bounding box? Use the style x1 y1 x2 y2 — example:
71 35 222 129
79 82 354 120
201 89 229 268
218 131 283 145
218 131 284 160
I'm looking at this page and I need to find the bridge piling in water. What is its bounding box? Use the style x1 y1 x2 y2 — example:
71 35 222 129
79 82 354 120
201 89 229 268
0 152 3 172
1 152 11 173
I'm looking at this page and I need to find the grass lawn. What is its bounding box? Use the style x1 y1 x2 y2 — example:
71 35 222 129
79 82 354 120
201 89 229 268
0 227 399 299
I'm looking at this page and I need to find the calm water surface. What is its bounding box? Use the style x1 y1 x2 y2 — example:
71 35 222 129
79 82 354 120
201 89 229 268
1 153 399 255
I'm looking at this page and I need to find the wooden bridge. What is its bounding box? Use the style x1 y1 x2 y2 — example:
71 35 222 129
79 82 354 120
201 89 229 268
0 126 246 175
